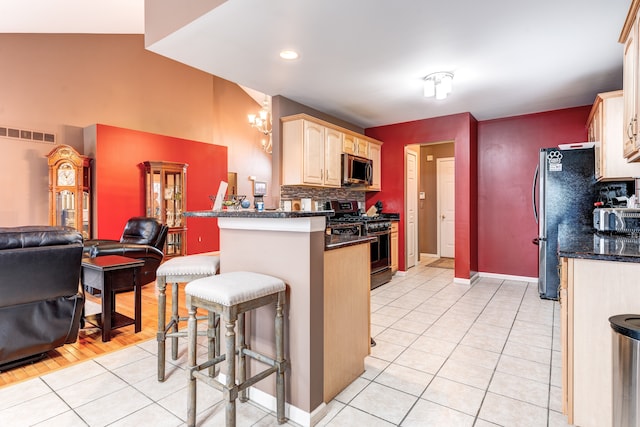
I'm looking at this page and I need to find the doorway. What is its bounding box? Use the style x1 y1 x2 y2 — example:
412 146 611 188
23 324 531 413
405 148 418 269
413 142 455 261
437 157 455 257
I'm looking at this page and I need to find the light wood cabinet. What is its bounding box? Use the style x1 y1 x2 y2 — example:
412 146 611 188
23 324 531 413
282 113 383 190
47 144 92 239
560 257 640 427
343 133 369 158
588 91 640 179
142 161 187 257
368 141 382 191
323 243 370 402
390 221 399 274
282 116 341 187
621 1 640 161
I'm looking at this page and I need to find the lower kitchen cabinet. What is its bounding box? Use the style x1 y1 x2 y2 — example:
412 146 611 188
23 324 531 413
560 257 640 427
323 242 370 402
390 221 399 274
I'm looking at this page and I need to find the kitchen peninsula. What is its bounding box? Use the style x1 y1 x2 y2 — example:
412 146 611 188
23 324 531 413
558 230 640 427
183 209 373 427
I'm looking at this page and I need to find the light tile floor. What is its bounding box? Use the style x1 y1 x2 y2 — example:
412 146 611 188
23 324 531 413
0 260 573 426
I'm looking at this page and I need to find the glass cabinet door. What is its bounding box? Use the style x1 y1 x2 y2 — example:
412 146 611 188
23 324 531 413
143 161 188 258
55 189 76 228
145 170 163 221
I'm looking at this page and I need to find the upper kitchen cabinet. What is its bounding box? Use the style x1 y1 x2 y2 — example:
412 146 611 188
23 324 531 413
621 0 640 161
282 113 384 190
343 133 369 158
588 91 640 179
282 115 342 187
368 140 382 191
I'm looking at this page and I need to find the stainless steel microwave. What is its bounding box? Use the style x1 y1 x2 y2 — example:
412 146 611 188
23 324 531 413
342 153 372 186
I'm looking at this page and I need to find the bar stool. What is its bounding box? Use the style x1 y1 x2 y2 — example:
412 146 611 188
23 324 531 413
185 271 287 427
156 254 220 381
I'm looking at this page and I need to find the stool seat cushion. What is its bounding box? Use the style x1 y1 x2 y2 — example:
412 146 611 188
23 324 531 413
157 255 220 277
185 271 285 306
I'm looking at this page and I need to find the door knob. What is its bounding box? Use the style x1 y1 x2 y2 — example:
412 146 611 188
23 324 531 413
441 214 445 220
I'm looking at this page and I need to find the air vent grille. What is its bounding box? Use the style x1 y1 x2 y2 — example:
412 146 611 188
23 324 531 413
0 126 56 144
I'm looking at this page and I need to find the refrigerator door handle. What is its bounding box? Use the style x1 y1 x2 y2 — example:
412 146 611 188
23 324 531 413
532 164 539 224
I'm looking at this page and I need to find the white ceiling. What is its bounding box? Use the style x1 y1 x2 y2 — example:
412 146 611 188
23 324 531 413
1 0 631 128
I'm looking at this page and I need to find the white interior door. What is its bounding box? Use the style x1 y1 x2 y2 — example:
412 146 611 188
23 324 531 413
405 149 418 268
437 157 455 258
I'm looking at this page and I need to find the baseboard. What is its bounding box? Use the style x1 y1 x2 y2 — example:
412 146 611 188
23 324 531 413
478 271 538 283
453 271 480 286
218 372 325 426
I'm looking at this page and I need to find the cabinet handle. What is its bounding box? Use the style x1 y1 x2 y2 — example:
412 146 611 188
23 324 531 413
628 118 637 142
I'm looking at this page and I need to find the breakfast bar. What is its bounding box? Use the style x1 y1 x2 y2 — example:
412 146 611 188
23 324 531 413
183 209 373 426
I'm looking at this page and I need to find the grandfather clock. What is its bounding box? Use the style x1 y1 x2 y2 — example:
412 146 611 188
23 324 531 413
46 144 92 239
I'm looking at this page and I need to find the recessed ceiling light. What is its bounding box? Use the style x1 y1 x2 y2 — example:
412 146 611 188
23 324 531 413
279 50 299 60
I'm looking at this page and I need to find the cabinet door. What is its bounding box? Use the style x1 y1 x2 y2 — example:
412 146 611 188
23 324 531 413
356 138 369 158
623 18 639 159
343 133 357 155
589 101 603 179
390 222 398 274
302 121 325 185
369 142 382 191
324 128 343 187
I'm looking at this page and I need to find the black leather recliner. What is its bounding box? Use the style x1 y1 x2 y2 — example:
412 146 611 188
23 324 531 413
0 226 85 370
83 217 168 285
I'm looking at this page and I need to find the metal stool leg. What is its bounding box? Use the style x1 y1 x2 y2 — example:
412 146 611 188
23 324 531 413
207 310 217 377
156 276 167 382
224 311 237 427
170 282 180 360
238 312 247 402
187 300 198 427
275 291 286 424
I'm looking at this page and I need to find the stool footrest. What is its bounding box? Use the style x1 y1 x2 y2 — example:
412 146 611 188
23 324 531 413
192 370 225 392
242 348 275 367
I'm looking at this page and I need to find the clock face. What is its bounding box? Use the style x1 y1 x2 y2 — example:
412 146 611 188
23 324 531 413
57 164 76 186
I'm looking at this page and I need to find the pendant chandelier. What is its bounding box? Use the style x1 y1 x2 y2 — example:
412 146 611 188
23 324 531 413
248 97 272 154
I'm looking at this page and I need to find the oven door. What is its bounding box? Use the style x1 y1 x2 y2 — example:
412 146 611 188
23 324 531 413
369 229 391 272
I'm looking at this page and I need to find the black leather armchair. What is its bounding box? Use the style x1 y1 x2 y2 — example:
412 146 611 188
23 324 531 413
84 217 168 285
0 226 85 370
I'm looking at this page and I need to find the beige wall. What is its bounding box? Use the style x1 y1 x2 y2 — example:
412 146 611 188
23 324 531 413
0 33 270 226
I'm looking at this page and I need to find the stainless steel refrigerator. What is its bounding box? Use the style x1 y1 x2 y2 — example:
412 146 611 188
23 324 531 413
532 147 595 300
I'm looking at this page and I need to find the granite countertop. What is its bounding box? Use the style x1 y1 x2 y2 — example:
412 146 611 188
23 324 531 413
184 209 334 218
558 228 640 263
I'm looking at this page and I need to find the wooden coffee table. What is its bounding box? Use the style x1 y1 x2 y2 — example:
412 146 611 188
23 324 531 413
81 255 145 342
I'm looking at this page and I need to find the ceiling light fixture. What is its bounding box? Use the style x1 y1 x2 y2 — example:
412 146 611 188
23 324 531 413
279 50 299 60
423 72 454 100
248 96 272 154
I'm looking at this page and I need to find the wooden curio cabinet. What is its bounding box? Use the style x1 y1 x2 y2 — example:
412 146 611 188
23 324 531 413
142 161 187 258
46 144 92 239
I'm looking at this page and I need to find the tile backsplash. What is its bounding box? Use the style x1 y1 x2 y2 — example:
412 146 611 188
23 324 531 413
280 185 366 210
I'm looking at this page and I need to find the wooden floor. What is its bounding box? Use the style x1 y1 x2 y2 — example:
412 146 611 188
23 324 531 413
0 281 186 388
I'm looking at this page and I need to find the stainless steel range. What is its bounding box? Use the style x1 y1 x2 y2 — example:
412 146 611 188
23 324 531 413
328 200 393 289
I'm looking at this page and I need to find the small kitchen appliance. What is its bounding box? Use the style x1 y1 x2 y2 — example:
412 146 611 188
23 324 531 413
342 154 373 186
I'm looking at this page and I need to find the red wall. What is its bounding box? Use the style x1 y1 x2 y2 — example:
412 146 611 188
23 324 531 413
94 124 227 254
477 106 591 277
365 106 590 280
365 113 478 280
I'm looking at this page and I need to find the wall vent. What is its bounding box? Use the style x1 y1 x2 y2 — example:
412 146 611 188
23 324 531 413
0 125 56 144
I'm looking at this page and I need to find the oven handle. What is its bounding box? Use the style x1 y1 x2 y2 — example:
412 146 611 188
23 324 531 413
366 230 391 237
